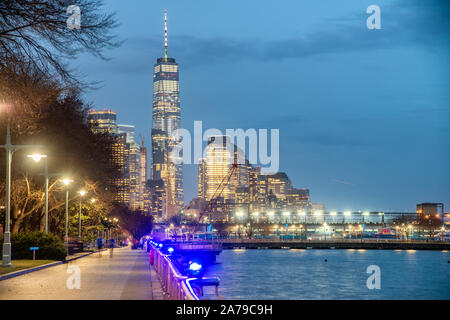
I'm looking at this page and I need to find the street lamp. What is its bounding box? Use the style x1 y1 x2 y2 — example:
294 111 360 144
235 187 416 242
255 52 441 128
27 154 49 233
1 122 44 266
61 178 73 249
78 189 86 241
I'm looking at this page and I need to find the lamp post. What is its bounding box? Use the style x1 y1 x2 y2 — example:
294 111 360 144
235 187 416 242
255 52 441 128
1 123 44 266
78 190 86 242
61 178 73 252
27 154 49 233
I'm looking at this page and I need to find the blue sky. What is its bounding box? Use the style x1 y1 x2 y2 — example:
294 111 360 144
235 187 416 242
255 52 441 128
76 0 449 212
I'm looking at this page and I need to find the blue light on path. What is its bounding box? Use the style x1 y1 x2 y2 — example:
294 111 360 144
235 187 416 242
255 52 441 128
189 262 202 272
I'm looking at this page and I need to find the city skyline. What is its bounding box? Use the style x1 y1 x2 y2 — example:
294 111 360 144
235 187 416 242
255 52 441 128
76 0 449 212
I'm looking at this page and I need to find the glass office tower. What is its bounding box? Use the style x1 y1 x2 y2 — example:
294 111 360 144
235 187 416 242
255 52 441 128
150 11 183 218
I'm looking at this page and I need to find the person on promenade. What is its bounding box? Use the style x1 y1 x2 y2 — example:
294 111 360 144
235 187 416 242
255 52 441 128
97 237 103 257
109 238 115 258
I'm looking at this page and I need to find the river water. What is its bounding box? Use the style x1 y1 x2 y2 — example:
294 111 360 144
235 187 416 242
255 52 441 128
204 249 450 300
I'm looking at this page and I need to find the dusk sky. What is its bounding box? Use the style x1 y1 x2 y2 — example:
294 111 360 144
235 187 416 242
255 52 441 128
75 0 449 212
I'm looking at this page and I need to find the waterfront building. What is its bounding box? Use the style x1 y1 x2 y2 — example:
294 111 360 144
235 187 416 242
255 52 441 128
151 10 183 219
286 188 310 211
416 203 444 220
183 197 207 222
265 172 292 200
248 165 260 212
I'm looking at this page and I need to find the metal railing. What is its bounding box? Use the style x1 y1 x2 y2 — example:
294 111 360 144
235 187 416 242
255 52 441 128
152 245 198 300
213 238 448 244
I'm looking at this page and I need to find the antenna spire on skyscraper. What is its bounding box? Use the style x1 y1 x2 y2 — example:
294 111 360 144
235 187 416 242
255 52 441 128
164 9 168 61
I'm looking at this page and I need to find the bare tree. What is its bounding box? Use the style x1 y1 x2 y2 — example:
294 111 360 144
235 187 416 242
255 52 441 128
0 0 120 85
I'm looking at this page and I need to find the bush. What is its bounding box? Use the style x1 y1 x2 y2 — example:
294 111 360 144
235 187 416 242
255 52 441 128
0 232 66 261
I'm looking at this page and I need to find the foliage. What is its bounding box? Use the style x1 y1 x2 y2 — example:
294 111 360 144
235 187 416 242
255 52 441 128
0 231 66 260
112 206 153 241
0 2 125 240
0 0 120 85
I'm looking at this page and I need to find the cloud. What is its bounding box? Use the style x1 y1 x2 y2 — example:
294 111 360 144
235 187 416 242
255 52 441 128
165 0 449 66
331 179 356 186
80 0 449 75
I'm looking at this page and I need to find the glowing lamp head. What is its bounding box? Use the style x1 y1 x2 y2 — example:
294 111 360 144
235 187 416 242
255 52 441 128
27 154 47 162
79 190 86 196
167 247 174 254
61 178 73 186
158 243 163 248
90 198 96 203
188 262 202 272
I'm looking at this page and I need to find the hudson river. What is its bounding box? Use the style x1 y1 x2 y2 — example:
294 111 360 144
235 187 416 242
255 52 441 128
205 249 450 299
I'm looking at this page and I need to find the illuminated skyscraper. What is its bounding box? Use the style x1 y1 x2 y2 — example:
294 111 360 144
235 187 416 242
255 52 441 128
118 124 141 210
150 10 183 218
88 109 118 134
204 136 234 201
198 158 207 200
89 109 129 204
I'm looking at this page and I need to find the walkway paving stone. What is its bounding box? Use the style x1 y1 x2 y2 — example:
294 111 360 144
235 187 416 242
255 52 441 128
0 247 163 300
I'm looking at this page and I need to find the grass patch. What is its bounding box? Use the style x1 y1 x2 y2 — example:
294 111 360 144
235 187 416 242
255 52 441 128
0 260 57 275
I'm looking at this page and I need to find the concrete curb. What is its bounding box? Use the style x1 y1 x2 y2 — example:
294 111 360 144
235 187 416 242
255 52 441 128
0 250 104 281
0 261 63 281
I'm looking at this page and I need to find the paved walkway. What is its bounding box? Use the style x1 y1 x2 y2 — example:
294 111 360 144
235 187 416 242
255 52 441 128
0 247 164 300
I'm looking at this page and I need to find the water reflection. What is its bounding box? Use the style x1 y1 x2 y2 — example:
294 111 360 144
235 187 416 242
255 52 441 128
205 250 450 300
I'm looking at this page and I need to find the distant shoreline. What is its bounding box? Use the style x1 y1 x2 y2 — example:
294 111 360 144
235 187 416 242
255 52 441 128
221 240 450 251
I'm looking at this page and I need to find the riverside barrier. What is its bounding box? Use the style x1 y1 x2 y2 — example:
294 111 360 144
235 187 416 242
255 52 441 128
150 243 221 300
218 239 450 250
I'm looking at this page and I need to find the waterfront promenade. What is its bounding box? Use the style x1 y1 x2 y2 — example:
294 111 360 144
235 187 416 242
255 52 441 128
0 247 163 300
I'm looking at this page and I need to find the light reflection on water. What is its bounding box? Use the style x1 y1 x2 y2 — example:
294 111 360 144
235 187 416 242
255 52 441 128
204 249 450 300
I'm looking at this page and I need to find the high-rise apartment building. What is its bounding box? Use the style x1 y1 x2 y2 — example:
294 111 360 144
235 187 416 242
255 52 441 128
88 110 145 208
118 125 141 211
150 10 183 219
198 158 207 200
204 136 234 201
108 132 130 205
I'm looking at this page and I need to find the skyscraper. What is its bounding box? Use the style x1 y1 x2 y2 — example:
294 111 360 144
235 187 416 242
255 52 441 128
150 10 183 219
118 124 141 211
88 109 118 134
